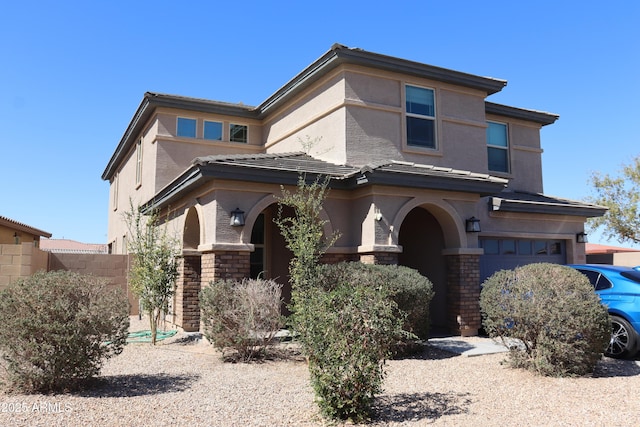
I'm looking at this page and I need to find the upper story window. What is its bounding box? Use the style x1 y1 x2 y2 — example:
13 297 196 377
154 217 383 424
177 117 197 138
135 138 143 186
204 120 223 140
487 121 509 173
230 124 248 143
405 85 436 149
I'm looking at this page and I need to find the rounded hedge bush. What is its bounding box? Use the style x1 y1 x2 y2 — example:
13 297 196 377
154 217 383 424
0 271 130 392
308 262 434 339
480 263 610 377
200 278 284 361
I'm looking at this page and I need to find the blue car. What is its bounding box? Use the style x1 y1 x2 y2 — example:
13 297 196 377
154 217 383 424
568 264 640 358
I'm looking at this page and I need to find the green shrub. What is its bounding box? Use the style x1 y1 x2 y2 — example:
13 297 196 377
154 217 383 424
295 282 404 423
200 278 284 361
309 262 434 340
0 271 129 393
480 263 610 377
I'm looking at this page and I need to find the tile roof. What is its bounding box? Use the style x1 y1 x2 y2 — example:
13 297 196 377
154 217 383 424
40 238 108 254
0 215 51 237
490 191 607 218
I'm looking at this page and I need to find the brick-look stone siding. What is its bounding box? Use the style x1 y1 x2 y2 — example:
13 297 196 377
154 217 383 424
446 254 481 336
359 252 399 265
175 255 202 332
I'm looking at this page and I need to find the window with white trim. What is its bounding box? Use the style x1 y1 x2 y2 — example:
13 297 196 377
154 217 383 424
405 85 436 148
230 123 247 143
177 117 197 138
204 120 223 140
135 138 143 186
487 121 509 173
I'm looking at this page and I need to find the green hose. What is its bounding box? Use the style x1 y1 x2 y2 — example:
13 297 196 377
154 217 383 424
127 329 178 343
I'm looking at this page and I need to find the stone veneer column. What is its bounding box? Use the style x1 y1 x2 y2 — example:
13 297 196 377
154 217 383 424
359 252 399 265
176 255 202 332
200 250 250 284
445 253 482 336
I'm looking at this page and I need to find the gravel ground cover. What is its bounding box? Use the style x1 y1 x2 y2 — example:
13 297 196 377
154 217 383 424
2 316 640 426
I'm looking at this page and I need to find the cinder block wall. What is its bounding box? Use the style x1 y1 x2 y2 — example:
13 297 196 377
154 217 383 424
0 243 48 289
49 253 137 315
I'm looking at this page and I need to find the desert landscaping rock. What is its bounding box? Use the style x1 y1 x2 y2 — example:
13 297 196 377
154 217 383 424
2 317 640 426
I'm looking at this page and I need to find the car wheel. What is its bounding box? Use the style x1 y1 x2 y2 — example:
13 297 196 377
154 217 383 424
606 316 638 358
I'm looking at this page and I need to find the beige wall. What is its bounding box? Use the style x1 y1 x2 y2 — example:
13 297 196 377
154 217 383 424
0 226 43 246
49 253 137 315
0 243 48 289
107 62 551 254
0 245 137 315
587 252 640 267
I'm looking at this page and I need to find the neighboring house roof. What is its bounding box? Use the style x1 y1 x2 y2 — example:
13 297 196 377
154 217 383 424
103 43 557 182
40 238 108 254
489 191 607 218
0 215 51 238
586 243 640 255
143 152 509 212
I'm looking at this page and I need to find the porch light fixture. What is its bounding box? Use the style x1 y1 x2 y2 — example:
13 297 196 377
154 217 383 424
230 208 245 227
576 232 588 243
465 217 481 233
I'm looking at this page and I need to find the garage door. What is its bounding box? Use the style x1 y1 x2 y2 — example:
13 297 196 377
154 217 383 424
480 238 566 283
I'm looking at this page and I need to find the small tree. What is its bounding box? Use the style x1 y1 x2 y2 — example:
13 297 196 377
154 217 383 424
588 155 640 244
273 174 340 307
124 200 180 345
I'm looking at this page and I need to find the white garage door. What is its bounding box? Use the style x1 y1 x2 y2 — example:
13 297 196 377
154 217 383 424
480 238 567 283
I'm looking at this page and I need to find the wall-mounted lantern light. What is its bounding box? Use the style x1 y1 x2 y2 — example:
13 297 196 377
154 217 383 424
465 217 481 233
230 208 245 227
576 232 588 243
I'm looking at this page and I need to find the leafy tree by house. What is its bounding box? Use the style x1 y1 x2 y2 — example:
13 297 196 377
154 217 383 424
588 155 640 244
124 200 180 345
274 174 340 304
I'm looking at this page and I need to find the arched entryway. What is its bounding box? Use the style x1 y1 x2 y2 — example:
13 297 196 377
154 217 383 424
398 207 448 334
248 204 294 315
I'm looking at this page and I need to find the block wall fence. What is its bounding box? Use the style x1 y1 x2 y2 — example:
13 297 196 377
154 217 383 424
0 243 137 315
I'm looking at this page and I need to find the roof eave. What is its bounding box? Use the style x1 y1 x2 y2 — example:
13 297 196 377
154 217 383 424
258 44 507 116
485 102 559 126
490 197 607 218
365 171 507 195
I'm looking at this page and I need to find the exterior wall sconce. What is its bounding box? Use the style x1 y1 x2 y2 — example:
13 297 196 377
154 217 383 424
576 232 588 243
465 217 481 233
230 208 245 227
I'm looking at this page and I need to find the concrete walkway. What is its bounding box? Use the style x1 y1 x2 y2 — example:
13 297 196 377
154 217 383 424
428 336 509 357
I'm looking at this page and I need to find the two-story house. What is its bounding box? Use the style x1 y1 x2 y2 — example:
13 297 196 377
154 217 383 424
102 44 605 335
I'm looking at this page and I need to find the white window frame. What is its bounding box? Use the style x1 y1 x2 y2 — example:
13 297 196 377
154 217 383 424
486 120 510 173
203 120 223 141
112 173 119 211
229 123 248 143
177 117 197 138
404 84 437 150
135 138 143 187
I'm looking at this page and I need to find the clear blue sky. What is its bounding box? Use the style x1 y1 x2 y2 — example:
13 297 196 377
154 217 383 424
1 1 638 245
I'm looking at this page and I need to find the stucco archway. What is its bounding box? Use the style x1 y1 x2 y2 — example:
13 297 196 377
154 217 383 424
394 198 468 335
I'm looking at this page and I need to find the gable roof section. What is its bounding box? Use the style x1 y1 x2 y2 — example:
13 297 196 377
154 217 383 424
143 153 508 212
0 215 52 238
490 191 607 218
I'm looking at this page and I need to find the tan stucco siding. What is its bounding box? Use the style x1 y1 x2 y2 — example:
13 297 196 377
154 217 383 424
345 105 403 166
264 72 347 161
